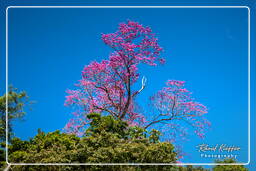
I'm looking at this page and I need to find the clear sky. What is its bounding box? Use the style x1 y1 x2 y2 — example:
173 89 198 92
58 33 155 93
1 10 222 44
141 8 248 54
0 0 255 169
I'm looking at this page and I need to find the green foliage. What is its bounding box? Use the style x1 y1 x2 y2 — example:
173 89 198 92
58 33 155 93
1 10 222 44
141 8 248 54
0 86 30 142
8 113 178 170
6 114 248 171
85 113 128 138
9 165 209 171
213 158 248 171
127 126 147 139
0 86 31 168
9 130 80 163
149 129 161 143
177 165 209 171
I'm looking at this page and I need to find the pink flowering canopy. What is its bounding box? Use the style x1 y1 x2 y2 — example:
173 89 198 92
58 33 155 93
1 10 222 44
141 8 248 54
64 20 210 142
148 80 211 141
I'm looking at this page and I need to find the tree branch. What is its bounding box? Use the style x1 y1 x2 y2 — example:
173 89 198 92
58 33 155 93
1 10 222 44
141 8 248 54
132 76 147 97
144 117 175 129
120 62 131 119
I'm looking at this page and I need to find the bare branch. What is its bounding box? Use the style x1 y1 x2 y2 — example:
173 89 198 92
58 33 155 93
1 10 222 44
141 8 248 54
94 85 118 111
144 117 175 129
93 105 118 118
132 76 147 97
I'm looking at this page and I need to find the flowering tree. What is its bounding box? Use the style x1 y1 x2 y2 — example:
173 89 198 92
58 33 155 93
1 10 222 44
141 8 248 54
147 80 211 141
64 20 210 141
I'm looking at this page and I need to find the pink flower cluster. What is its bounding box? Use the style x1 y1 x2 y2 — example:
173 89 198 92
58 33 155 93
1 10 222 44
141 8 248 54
63 116 89 136
101 20 165 66
150 80 210 139
65 21 165 134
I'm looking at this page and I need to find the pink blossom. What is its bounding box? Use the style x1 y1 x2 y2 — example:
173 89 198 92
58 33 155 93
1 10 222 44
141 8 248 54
64 20 166 135
149 80 210 140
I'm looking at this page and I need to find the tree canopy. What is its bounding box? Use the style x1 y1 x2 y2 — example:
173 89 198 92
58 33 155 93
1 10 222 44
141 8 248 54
0 86 30 168
6 113 247 171
212 159 248 171
64 21 210 144
0 86 30 142
8 113 178 170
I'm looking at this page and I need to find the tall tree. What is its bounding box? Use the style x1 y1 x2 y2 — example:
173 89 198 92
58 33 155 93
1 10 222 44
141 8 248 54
0 86 30 142
0 86 30 167
64 20 210 143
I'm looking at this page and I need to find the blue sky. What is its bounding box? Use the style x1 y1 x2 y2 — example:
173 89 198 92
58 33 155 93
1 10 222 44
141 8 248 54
0 1 255 169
